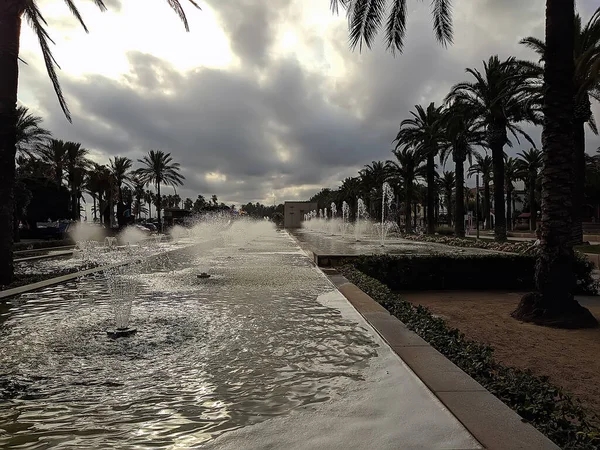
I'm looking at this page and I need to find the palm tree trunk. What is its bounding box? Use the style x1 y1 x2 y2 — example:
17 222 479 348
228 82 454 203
92 194 97 221
490 126 507 241
157 183 162 231
528 174 536 231
0 6 21 285
513 0 597 328
484 181 491 229
454 157 465 237
446 193 452 225
570 119 585 244
506 187 512 232
426 153 435 234
404 184 412 233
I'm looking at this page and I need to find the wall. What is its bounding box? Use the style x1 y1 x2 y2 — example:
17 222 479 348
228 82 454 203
284 202 317 228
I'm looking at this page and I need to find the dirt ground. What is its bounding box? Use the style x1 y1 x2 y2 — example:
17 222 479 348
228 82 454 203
403 290 600 422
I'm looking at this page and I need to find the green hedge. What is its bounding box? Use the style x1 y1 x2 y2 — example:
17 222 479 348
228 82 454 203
338 265 600 450
351 253 598 295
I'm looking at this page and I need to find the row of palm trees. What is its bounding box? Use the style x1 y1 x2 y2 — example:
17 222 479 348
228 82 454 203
15 107 185 231
333 0 599 327
313 146 543 233
328 6 600 243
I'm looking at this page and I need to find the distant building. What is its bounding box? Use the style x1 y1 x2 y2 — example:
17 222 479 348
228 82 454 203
284 201 317 228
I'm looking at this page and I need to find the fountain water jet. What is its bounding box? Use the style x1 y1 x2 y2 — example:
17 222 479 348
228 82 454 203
355 199 367 241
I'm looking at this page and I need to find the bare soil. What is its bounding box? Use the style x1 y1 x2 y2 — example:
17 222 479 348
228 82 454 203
403 290 600 423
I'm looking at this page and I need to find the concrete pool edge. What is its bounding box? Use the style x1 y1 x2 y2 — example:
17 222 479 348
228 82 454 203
0 239 222 301
321 267 559 450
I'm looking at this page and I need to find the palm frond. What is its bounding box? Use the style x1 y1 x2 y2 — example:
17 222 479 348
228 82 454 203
348 0 387 51
431 0 453 46
385 0 407 54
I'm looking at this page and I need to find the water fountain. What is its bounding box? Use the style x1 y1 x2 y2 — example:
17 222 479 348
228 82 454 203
355 198 367 241
342 201 350 237
104 236 118 250
104 264 140 338
376 182 399 246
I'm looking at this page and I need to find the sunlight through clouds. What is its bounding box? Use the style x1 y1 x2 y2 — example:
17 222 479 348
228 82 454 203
19 0 234 80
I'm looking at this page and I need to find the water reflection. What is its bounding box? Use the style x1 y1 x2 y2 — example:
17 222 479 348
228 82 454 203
0 228 378 449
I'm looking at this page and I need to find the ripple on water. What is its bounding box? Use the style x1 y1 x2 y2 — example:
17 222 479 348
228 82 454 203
0 234 379 449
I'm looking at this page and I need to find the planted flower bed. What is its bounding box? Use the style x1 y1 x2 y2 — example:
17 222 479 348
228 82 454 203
339 265 600 450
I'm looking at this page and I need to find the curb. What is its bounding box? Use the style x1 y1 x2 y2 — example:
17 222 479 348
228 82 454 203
321 267 559 450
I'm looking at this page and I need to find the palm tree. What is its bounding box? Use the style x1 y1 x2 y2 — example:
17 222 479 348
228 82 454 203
447 56 537 241
359 160 391 220
109 156 133 227
504 157 521 232
339 177 362 218
439 171 455 225
64 142 89 220
135 150 185 231
330 0 453 54
387 145 426 233
131 175 146 220
15 106 51 157
468 153 493 229
40 139 68 187
512 0 598 328
0 1 199 286
395 103 445 234
439 102 486 237
520 8 600 244
516 148 543 231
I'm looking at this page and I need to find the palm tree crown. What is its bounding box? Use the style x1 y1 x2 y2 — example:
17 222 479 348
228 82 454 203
136 150 185 189
15 106 51 157
330 0 453 54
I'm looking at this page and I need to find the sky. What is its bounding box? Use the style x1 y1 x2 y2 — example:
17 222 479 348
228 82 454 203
18 0 600 210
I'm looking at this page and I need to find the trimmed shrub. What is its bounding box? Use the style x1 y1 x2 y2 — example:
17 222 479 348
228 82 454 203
353 254 535 290
339 265 600 450
435 225 454 235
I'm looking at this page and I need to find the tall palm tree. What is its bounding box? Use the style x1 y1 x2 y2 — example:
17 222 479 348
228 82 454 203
40 139 68 187
439 101 486 237
0 1 199 286
520 8 600 244
395 103 445 234
513 0 598 328
387 145 426 233
15 106 51 157
109 156 132 227
504 157 521 232
330 0 453 54
439 171 455 225
339 177 361 218
516 148 543 231
65 142 89 220
132 175 146 220
468 153 493 229
359 160 391 220
447 56 537 241
135 150 185 231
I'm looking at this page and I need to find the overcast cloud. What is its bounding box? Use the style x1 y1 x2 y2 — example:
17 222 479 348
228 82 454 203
18 0 600 208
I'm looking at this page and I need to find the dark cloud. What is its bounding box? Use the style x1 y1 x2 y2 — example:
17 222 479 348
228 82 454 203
18 0 600 204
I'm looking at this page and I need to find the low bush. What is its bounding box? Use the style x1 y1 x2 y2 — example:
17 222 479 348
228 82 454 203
435 225 454 236
400 234 599 295
353 254 535 290
338 265 600 450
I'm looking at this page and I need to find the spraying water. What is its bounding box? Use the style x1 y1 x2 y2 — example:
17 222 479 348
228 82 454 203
378 182 398 246
331 203 337 218
342 201 350 237
355 198 366 241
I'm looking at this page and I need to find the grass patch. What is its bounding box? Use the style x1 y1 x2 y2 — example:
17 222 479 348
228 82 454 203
339 265 600 450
